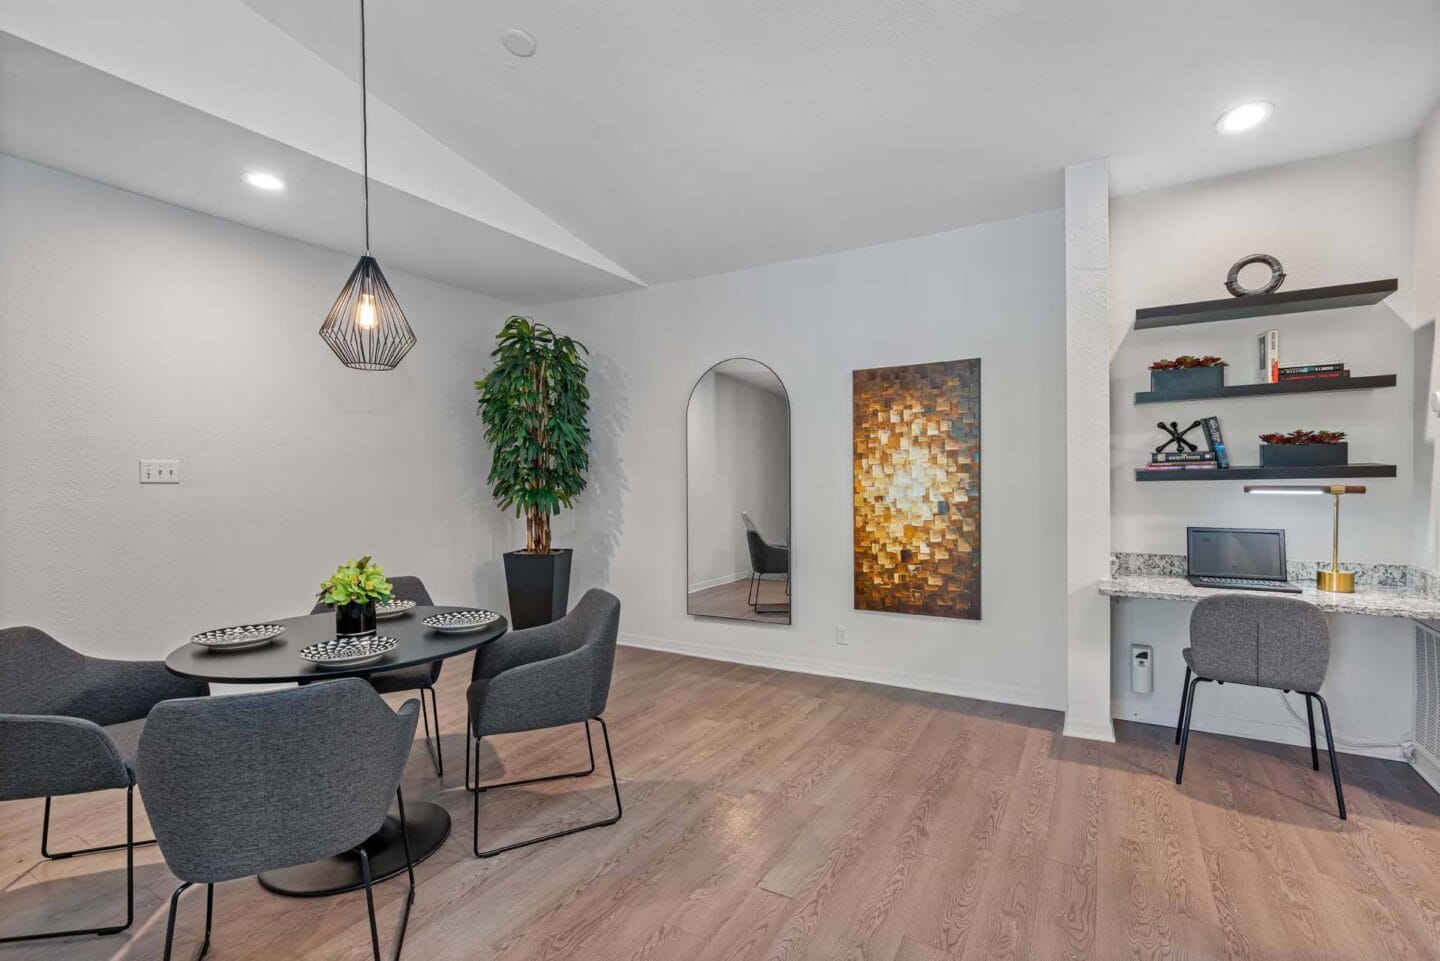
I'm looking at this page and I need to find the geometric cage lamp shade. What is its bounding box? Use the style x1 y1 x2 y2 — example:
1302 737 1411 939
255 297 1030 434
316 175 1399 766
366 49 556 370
319 255 417 371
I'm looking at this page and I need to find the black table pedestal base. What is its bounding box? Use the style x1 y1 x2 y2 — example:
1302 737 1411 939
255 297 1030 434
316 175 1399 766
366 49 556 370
257 800 450 898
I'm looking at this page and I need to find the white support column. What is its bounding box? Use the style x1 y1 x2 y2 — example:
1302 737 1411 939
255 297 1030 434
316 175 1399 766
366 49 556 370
1063 159 1115 742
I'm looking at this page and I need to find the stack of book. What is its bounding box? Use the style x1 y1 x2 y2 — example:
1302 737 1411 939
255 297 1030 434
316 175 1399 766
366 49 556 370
1143 451 1218 472
1278 362 1348 383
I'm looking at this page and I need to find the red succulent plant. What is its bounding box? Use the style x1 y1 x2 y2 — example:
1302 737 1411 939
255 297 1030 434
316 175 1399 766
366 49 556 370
1258 429 1347 445
1149 355 1225 371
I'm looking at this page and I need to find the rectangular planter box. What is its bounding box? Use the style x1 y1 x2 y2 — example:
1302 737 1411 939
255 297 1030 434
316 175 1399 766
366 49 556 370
1150 366 1225 392
1259 442 1349 468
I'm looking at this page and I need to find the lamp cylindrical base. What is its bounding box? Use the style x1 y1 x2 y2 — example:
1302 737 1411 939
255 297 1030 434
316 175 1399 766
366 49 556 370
1317 569 1354 593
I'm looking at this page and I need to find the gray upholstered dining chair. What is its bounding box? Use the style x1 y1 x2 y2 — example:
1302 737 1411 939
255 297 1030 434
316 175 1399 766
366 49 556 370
466 588 622 858
0 625 209 944
312 574 445 777
741 512 789 611
137 679 419 961
1175 594 1346 818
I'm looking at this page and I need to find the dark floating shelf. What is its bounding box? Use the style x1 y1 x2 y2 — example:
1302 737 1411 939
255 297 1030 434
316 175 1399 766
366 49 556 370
1134 279 1397 330
1134 373 1397 405
1135 463 1398 482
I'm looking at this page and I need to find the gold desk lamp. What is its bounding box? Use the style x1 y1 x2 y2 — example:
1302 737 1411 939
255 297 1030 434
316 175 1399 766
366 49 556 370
1242 485 1366 592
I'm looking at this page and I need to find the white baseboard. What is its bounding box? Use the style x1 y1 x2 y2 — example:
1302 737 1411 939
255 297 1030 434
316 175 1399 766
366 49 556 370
1413 741 1440 796
686 571 751 593
1112 697 1408 763
620 631 1062 712
1063 715 1117 743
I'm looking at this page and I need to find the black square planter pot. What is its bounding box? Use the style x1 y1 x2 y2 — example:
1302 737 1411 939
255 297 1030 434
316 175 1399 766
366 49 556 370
1259 442 1349 468
503 549 573 629
1150 366 1225 392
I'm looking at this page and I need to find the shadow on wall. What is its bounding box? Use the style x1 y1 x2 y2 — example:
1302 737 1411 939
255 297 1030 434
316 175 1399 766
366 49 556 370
571 354 630 590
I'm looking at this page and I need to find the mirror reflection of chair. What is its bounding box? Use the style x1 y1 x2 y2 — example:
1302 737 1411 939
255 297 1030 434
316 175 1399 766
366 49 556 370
742 512 790 613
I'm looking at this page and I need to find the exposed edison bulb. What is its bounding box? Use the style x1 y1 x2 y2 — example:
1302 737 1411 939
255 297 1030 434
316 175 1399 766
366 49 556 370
355 293 378 331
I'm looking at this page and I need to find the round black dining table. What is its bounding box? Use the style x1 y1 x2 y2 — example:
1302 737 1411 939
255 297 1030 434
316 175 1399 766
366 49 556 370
164 605 507 897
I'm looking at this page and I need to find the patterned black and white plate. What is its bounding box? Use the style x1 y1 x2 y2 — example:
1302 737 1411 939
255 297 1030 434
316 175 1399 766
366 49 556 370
298 635 398 668
421 609 501 634
190 624 286 651
375 598 417 619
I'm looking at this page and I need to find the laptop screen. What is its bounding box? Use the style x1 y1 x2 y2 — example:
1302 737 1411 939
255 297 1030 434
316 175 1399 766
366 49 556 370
1186 528 1287 580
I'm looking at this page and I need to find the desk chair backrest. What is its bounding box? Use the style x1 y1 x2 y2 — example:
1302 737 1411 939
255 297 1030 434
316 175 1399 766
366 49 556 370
1189 594 1330 693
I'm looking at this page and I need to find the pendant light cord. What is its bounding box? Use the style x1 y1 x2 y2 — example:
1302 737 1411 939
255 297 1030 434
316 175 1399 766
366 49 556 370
359 0 370 253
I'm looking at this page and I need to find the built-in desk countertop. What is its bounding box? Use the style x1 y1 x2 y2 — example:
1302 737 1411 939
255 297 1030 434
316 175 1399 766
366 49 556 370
1100 574 1440 622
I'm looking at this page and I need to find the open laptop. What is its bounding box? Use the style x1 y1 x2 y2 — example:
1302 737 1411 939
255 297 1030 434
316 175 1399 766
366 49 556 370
1186 527 1303 593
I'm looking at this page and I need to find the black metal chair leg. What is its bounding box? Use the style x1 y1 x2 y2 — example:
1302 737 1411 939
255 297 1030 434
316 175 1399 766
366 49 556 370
474 716 622 858
392 788 416 960
418 686 443 778
465 706 473 791
471 720 596 794
161 879 212 961
1313 693 1347 820
40 791 157 859
1175 665 1191 745
358 849 382 961
1304 693 1320 771
747 573 760 607
1 785 139 944
1175 676 1206 784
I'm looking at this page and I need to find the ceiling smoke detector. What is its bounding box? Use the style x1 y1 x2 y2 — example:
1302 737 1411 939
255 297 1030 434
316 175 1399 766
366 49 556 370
502 28 536 58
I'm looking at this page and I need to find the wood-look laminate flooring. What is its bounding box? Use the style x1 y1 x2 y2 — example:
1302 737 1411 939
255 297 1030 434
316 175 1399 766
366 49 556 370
4 646 1440 961
688 578 790 623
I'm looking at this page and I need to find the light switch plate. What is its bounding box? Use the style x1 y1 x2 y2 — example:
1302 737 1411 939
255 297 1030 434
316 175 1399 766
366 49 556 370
140 459 179 484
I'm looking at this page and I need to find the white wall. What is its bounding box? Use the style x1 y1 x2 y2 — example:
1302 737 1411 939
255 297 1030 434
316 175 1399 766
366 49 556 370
1415 100 1440 571
1107 141 1422 758
1111 140 1418 563
544 209 1070 710
0 155 518 659
1064 159 1114 741
685 368 789 591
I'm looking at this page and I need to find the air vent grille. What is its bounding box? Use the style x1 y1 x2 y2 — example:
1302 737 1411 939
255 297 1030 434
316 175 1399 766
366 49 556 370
1417 624 1440 762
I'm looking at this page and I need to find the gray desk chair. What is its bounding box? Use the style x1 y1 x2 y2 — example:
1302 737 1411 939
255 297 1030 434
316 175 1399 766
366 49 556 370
312 575 445 777
466 589 622 858
1175 594 1346 818
137 679 419 961
0 626 208 945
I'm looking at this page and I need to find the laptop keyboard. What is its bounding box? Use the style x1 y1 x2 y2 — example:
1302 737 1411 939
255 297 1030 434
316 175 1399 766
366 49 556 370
1190 576 1302 593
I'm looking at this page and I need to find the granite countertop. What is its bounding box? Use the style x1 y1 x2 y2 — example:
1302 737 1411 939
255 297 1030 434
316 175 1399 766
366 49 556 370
1099 574 1440 621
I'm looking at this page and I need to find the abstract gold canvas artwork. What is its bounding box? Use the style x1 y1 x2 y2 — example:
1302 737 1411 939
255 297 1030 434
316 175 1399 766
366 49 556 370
853 359 980 619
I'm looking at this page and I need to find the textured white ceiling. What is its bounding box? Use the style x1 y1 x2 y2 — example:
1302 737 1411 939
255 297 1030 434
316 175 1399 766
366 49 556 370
242 0 1440 284
3 0 1438 302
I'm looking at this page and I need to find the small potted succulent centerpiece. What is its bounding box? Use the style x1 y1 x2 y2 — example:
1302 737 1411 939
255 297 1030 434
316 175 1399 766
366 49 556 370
318 556 394 638
1258 429 1349 468
1149 355 1226 392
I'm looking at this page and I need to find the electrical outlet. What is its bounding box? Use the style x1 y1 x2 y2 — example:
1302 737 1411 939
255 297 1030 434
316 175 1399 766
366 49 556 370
139 459 180 484
835 625 848 646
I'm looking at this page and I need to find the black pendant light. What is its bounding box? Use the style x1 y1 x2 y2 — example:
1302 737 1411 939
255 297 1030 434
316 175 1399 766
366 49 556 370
320 0 416 371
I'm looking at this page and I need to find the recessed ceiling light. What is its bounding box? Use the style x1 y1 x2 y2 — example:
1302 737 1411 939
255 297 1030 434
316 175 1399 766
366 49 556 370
243 171 286 191
502 28 536 57
1216 101 1273 135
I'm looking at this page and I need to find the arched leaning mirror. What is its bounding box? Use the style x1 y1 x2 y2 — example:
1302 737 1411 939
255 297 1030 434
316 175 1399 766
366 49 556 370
686 359 791 623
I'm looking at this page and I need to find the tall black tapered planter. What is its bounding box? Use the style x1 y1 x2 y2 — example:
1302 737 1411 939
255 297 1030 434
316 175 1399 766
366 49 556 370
503 549 572 629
